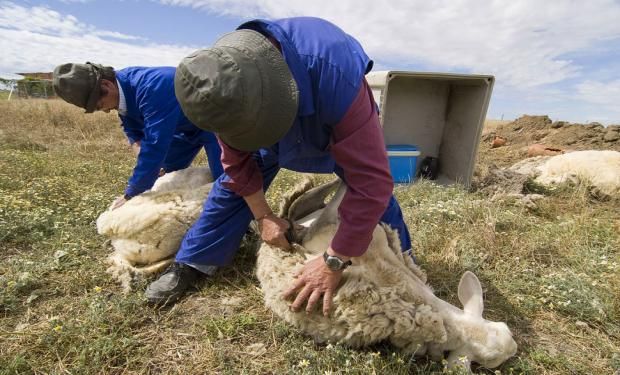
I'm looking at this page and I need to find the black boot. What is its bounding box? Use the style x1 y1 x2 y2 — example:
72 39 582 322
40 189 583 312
145 262 202 305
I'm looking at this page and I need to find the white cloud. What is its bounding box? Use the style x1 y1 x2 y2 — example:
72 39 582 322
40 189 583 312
0 2 84 35
160 0 620 89
91 30 145 41
0 2 196 74
576 80 620 111
1 1 619 122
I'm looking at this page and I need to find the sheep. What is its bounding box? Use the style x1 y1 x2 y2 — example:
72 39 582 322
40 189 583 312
510 150 620 197
256 178 517 370
96 166 213 291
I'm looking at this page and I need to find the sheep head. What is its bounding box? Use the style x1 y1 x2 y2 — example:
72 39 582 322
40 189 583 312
442 271 517 370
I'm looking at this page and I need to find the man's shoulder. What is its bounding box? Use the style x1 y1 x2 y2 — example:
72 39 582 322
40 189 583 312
118 66 176 80
120 67 177 100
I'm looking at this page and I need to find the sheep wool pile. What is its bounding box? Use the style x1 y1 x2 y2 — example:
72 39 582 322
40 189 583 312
510 150 620 197
96 167 213 291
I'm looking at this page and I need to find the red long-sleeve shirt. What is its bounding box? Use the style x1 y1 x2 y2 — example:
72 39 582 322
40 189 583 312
218 79 393 257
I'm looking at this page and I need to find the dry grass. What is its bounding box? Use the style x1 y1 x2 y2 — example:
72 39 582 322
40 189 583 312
1 100 619 374
482 119 511 136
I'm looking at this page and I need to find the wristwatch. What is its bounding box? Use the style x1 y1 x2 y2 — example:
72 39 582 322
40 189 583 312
323 252 352 271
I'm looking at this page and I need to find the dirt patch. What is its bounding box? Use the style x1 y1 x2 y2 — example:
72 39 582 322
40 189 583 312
478 115 620 169
474 116 620 197
472 164 531 196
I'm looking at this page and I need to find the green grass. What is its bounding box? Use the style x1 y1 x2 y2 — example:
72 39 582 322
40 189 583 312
1 100 619 374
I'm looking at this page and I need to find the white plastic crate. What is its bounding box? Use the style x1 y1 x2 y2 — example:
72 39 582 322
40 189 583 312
367 71 494 187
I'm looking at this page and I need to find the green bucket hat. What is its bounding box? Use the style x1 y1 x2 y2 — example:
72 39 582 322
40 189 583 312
175 29 299 152
52 62 111 113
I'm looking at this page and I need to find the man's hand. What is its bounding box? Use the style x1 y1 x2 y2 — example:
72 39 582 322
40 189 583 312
110 195 128 210
259 214 291 249
282 255 343 317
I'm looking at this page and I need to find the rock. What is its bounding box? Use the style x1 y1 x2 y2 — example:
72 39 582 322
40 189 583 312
482 133 495 142
603 130 620 142
527 144 564 157
54 250 68 263
586 122 604 130
527 144 546 157
551 121 567 129
575 321 588 329
491 136 507 148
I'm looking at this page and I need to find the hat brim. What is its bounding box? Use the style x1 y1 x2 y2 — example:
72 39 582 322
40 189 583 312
212 30 299 152
84 72 102 113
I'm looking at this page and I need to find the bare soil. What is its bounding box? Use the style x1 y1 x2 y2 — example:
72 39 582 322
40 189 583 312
474 115 620 196
478 115 620 168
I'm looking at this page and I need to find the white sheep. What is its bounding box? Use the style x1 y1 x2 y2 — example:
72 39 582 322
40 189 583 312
96 166 213 291
510 150 620 197
256 178 517 370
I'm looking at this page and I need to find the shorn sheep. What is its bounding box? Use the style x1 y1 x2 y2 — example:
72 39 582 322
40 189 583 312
96 167 213 291
256 178 517 370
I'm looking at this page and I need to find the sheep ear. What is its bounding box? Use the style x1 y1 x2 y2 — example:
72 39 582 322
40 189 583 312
458 271 484 317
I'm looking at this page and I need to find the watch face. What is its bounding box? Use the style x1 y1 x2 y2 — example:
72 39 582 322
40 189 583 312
325 256 341 270
325 256 343 270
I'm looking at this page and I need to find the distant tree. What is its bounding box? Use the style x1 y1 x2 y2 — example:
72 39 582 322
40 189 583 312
0 77 14 91
17 77 54 98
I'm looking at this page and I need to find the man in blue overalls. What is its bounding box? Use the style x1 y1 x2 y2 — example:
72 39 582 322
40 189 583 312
147 17 413 312
52 64 224 207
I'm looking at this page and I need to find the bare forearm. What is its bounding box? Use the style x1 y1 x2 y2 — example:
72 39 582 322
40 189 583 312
243 188 272 219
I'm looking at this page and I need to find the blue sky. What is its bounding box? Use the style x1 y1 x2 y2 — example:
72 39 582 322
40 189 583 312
1 0 620 124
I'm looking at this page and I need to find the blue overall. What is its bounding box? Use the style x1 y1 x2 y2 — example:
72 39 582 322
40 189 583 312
175 18 412 268
115 67 224 197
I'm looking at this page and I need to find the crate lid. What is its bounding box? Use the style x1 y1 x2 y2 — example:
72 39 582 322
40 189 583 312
387 144 420 157
387 144 418 151
388 150 421 157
